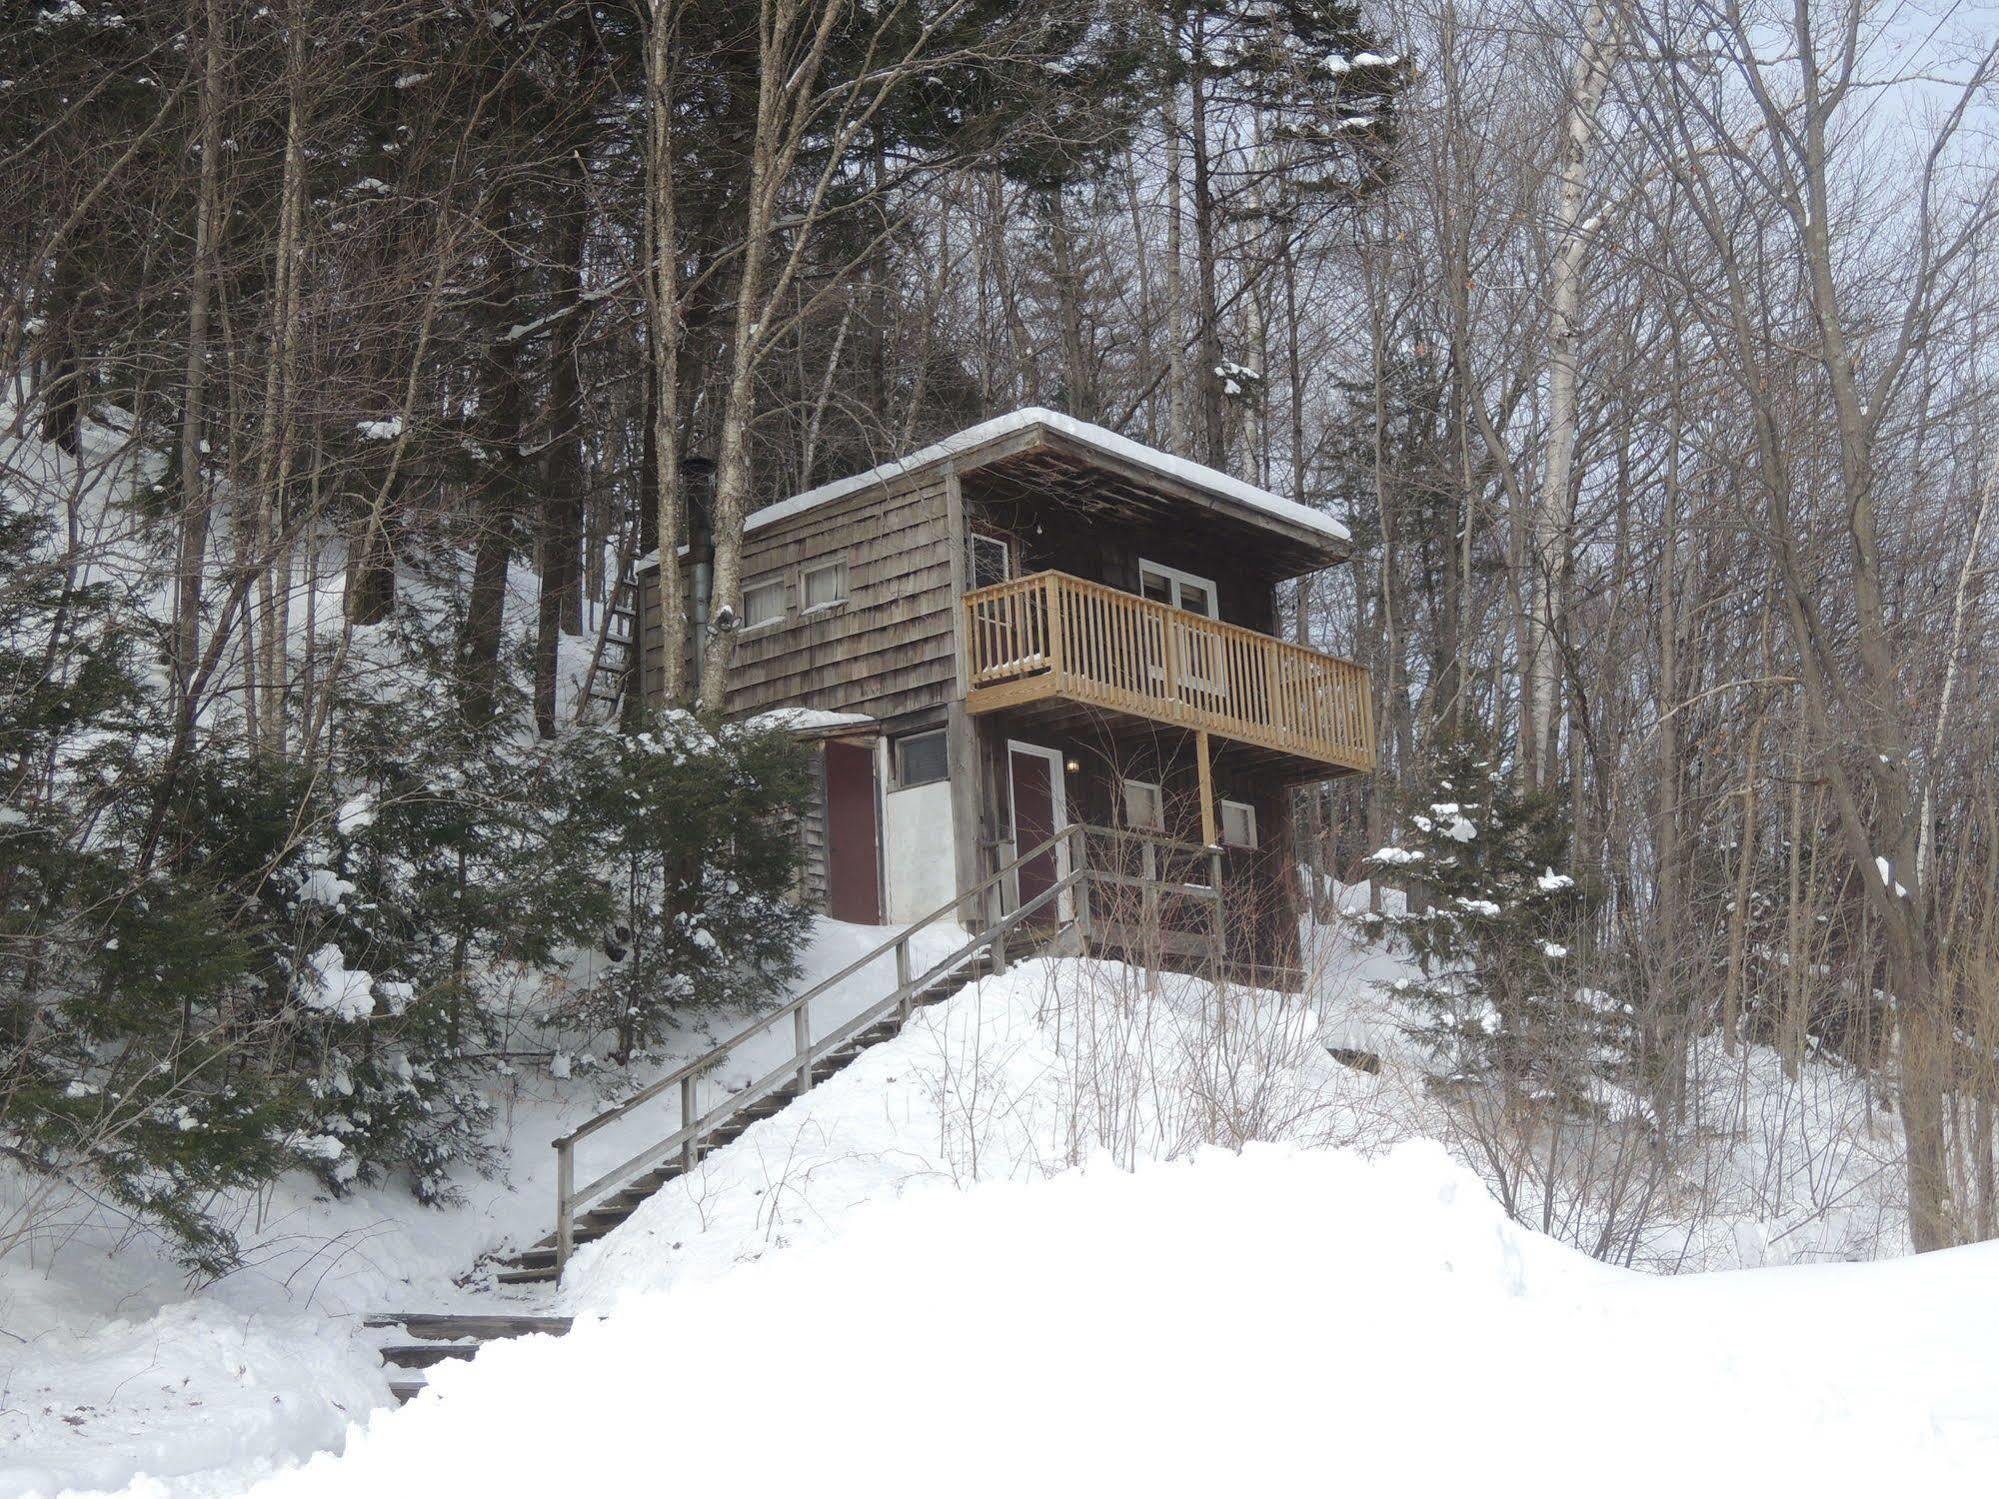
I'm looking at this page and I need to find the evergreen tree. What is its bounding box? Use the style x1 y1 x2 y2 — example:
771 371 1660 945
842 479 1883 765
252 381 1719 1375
1354 739 1623 1101
562 711 815 1063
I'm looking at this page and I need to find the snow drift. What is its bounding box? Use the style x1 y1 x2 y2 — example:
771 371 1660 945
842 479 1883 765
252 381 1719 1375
254 1141 1998 1498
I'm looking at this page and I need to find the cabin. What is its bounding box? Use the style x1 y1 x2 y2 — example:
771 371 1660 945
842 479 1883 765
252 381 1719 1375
635 408 1374 981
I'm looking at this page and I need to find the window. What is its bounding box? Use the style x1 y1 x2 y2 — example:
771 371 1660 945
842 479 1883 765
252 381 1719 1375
894 729 948 788
969 532 1013 590
1139 559 1222 693
1122 779 1163 832
801 556 848 612
741 576 786 630
1221 799 1258 850
1138 559 1220 618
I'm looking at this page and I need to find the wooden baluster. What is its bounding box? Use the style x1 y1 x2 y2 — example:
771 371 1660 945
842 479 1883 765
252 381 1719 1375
555 1139 574 1273
1070 825 1093 945
680 1074 697 1172
1046 574 1063 686
896 936 912 1023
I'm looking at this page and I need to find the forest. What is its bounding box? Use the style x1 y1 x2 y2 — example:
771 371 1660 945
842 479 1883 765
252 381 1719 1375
2 0 1996 1273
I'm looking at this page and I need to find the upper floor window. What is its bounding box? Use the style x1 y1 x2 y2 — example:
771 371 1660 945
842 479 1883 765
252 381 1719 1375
1139 559 1219 619
969 531 1013 591
801 556 848 612
741 576 786 631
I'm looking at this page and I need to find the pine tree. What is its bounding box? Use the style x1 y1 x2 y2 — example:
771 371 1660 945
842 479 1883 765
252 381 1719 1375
1354 739 1624 1101
562 710 815 1062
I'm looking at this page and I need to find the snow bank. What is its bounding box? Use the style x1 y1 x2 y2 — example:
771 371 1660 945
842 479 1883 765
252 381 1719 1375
250 1143 1999 1497
0 917 978 1498
0 1305 385 1499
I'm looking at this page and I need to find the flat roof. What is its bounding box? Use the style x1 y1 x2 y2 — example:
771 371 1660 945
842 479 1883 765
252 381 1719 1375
641 407 1348 570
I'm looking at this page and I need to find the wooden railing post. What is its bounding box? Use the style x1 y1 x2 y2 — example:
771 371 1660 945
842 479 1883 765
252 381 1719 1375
1043 573 1064 687
555 1139 574 1273
794 999 812 1093
1142 835 1159 936
1209 847 1227 967
896 936 912 1022
680 1075 697 1173
1070 825 1093 947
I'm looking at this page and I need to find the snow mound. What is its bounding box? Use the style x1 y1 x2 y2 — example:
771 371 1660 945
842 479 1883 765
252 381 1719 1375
0 1303 385 1499
250 1143 1997 1497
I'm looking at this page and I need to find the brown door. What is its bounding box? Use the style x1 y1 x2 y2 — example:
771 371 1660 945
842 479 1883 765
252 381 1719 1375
1007 742 1067 925
824 739 882 925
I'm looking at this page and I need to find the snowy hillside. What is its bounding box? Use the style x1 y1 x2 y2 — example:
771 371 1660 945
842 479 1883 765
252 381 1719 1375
2 919 1975 1497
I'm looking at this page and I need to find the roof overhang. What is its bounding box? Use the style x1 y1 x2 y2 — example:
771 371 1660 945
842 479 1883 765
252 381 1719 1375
639 408 1350 576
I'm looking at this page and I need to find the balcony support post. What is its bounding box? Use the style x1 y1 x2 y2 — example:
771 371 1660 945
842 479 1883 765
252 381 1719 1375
1195 729 1217 850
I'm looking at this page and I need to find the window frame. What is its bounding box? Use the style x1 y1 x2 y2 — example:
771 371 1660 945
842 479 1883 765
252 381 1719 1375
1220 798 1259 850
1137 558 1221 619
893 728 949 789
740 574 787 633
1121 778 1164 833
967 530 1014 592
799 555 850 615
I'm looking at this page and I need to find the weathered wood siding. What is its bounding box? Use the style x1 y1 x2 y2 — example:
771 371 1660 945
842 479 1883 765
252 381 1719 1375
638 470 957 725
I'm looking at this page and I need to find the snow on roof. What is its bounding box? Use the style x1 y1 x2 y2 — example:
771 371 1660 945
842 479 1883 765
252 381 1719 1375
747 406 1351 546
637 408 1350 572
743 707 876 736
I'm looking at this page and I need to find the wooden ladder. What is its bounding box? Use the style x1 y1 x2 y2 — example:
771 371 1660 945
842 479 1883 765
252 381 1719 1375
577 549 640 720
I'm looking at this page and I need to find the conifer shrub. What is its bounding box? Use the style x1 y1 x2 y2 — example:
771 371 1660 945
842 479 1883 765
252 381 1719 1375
559 710 815 1062
1353 739 1620 1101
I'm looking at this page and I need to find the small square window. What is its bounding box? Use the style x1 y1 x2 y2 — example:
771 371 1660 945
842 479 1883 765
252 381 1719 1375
801 557 848 612
1221 799 1258 850
741 577 786 630
894 729 948 788
1122 779 1163 832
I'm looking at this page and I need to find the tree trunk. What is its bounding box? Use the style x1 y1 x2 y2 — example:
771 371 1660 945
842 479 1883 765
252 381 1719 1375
172 0 227 699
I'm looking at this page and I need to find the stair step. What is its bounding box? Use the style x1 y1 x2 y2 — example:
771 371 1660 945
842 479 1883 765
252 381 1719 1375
365 1313 573 1341
380 1343 479 1369
495 1266 559 1286
390 1379 429 1404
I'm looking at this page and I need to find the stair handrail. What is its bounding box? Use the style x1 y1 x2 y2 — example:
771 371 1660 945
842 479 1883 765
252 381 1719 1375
547 823 1092 1270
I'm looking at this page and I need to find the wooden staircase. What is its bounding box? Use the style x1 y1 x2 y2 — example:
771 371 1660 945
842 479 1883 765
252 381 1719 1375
489 957 1001 1285
379 819 1227 1325
362 822 1240 1413
367 1312 575 1404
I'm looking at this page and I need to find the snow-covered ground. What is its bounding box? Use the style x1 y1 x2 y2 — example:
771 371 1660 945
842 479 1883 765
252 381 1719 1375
0 919 961 1499
252 1143 1999 1497
8 922 1988 1497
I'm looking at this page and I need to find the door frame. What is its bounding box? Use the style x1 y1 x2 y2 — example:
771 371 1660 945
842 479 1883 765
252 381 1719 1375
823 735 885 925
1005 738 1072 922
1138 557 1223 695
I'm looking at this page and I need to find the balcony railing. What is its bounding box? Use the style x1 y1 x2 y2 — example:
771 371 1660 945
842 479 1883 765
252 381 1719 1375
962 571 1375 773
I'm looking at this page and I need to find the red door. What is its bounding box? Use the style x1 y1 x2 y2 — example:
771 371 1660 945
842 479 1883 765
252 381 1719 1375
1008 744 1066 925
824 740 881 925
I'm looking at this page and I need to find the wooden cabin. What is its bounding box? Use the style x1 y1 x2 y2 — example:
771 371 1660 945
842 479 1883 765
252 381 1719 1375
636 408 1374 978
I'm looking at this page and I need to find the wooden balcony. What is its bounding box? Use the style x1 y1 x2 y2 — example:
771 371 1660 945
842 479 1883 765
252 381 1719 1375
962 571 1375 777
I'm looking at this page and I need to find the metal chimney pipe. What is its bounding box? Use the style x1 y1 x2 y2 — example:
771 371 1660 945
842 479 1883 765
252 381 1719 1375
683 456 717 667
